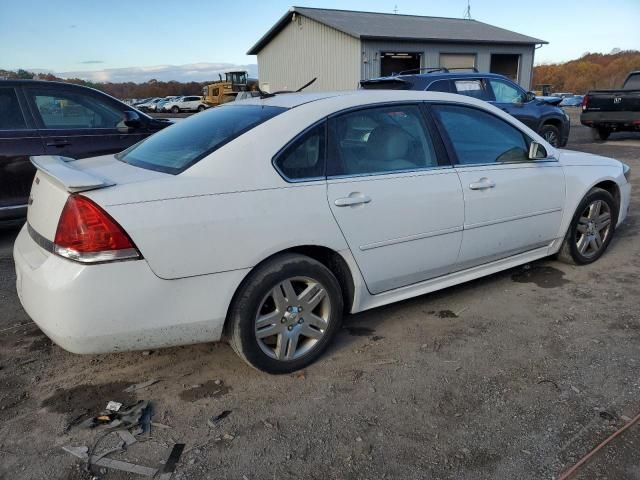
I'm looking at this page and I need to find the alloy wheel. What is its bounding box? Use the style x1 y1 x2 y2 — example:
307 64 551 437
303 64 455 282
544 130 558 146
575 199 612 258
254 276 331 361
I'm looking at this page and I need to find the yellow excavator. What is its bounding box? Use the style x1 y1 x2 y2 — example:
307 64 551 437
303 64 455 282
202 71 258 107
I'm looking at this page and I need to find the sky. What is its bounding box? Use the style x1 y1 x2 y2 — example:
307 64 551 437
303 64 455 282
1 0 638 82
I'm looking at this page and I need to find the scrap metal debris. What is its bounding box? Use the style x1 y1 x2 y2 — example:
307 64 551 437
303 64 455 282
123 379 160 393
158 443 185 480
207 410 232 428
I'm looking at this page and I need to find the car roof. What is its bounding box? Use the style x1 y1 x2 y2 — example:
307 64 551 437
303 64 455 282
229 89 487 110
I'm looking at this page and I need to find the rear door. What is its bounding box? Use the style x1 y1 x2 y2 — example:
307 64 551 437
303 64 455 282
431 104 564 270
0 86 43 218
487 78 538 130
25 87 148 159
326 103 464 294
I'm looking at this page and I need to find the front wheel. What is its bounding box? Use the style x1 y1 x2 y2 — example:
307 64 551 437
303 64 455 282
557 188 617 265
197 105 205 112
171 106 180 113
228 254 344 374
540 124 560 147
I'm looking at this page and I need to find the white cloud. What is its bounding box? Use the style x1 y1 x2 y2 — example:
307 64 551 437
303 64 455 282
50 62 259 83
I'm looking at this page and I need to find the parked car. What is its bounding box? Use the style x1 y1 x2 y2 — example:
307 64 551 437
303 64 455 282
0 80 172 224
14 90 630 373
145 98 168 113
163 95 207 113
560 95 584 107
361 70 570 147
581 71 640 140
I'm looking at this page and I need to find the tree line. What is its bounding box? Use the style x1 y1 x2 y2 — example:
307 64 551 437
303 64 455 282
0 69 209 99
532 50 640 93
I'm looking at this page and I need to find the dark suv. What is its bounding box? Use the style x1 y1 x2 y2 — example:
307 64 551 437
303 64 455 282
0 80 172 224
361 70 570 148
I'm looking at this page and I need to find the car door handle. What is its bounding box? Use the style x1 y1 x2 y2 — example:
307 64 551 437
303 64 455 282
469 179 496 190
46 140 71 148
334 194 372 207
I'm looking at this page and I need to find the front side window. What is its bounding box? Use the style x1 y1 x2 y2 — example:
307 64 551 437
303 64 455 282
328 105 438 176
433 105 529 164
274 123 325 181
117 105 285 174
29 90 122 129
453 80 489 100
489 79 524 103
0 88 27 130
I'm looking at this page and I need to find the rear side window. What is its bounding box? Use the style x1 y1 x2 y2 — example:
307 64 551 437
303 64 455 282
433 105 529 164
624 74 640 89
274 123 325 181
453 80 490 100
117 105 285 174
0 88 27 130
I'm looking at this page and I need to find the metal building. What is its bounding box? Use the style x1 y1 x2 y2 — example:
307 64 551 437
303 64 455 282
247 7 546 92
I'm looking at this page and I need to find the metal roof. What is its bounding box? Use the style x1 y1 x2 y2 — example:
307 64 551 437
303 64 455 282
248 7 547 55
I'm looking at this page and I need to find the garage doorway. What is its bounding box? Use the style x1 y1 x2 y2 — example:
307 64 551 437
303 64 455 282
381 52 421 76
439 53 476 71
490 54 520 82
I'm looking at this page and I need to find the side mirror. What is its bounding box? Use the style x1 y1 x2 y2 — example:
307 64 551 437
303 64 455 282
117 111 141 133
525 91 536 103
528 141 548 160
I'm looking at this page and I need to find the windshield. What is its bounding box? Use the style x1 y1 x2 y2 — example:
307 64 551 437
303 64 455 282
116 105 286 174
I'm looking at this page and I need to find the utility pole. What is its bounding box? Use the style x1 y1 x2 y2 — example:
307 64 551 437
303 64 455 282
393 4 398 14
463 0 472 19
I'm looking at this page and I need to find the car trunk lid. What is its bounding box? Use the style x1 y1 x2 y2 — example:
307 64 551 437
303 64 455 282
585 89 640 112
27 154 165 241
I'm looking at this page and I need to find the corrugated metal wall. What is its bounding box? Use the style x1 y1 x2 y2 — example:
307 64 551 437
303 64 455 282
361 40 535 90
257 16 361 92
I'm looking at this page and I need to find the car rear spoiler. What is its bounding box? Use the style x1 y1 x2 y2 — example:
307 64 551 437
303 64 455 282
360 78 410 90
30 155 115 193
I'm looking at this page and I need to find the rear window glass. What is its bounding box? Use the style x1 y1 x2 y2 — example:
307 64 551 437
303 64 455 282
116 105 285 174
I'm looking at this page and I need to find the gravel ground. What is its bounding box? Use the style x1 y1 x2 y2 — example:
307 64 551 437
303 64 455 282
0 112 639 480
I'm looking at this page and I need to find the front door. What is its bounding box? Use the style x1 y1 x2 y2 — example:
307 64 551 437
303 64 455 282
0 87 43 219
326 104 464 294
431 104 565 270
487 78 538 130
24 87 148 159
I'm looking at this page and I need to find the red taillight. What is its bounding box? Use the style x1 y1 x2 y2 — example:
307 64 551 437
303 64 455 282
54 195 140 263
581 95 589 111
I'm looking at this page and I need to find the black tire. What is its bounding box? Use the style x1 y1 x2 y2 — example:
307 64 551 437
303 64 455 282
540 124 561 147
227 253 344 374
171 105 180 114
597 128 611 141
197 105 205 112
557 188 618 265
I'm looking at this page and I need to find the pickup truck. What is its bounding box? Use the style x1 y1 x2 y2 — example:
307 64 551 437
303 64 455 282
581 71 640 140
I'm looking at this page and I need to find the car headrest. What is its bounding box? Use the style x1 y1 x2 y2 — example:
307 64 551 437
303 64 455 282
367 124 410 161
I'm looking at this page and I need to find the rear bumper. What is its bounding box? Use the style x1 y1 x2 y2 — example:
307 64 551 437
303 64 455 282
581 111 640 130
13 225 249 354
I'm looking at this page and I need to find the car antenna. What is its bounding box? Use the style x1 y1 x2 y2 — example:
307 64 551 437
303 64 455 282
295 77 317 92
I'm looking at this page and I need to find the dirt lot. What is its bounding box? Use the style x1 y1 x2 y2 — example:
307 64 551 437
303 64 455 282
1 113 639 480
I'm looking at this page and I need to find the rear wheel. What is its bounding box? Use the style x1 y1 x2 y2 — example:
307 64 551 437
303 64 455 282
597 128 611 141
228 254 344 374
171 105 180 113
540 124 560 147
558 188 617 265
197 105 205 112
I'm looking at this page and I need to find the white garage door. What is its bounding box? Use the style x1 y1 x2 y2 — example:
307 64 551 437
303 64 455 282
439 53 476 70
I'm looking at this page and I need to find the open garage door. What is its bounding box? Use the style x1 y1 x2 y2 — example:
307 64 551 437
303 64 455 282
439 53 476 70
490 54 520 82
381 52 421 76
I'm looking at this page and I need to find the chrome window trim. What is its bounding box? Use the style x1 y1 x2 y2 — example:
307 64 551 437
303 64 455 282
327 164 453 181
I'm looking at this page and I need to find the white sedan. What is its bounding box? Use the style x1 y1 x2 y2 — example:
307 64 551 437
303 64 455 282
14 90 631 373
